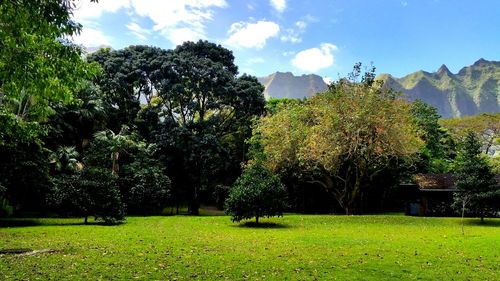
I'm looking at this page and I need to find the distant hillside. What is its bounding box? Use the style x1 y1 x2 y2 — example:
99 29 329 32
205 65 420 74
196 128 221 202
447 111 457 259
378 59 500 118
258 72 328 99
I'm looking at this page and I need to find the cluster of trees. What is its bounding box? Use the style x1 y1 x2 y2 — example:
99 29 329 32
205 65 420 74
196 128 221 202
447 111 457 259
1 1 498 224
0 1 265 222
226 65 498 222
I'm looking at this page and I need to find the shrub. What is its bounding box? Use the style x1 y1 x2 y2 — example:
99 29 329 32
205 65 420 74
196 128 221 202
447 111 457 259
225 165 287 223
126 166 171 215
50 168 125 224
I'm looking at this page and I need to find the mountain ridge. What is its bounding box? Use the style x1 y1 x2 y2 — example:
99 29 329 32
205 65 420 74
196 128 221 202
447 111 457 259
258 59 500 118
257 72 328 99
379 58 500 118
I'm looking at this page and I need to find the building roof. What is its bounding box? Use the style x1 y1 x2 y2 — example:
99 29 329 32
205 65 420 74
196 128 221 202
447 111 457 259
414 174 456 190
414 173 500 192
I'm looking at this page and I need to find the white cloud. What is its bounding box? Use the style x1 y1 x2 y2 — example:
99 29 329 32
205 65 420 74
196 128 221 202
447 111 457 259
72 0 227 46
291 43 338 73
281 20 308 44
270 0 286 13
280 33 301 43
126 22 151 41
73 0 130 26
323 77 333 85
166 27 206 46
295 21 307 30
72 27 111 47
225 21 280 49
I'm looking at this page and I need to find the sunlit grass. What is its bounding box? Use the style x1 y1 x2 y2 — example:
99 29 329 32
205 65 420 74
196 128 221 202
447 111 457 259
1 215 499 280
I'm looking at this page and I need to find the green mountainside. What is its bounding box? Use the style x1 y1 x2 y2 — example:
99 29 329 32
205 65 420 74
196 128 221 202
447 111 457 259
259 60 500 118
379 59 500 118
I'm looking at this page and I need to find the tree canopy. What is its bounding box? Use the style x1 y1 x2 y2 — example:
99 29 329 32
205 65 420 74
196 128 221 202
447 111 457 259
452 131 499 223
154 41 265 215
256 65 422 214
0 0 99 121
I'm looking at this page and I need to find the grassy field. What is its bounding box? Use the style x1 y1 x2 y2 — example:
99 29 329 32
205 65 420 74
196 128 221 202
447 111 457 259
0 215 499 280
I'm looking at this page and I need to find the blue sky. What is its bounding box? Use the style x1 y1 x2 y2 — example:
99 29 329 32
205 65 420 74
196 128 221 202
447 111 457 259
72 0 500 80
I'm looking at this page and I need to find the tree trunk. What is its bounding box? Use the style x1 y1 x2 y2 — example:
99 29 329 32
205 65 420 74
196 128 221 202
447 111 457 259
255 216 259 224
188 184 200 215
461 199 466 235
111 152 119 175
480 215 484 223
84 216 88 225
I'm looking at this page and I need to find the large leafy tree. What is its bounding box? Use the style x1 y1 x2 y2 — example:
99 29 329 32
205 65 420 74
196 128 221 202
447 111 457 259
0 0 99 121
452 131 499 225
155 40 265 214
88 45 169 131
0 112 51 211
440 113 500 155
256 65 422 214
44 82 107 152
410 99 456 173
0 0 100 213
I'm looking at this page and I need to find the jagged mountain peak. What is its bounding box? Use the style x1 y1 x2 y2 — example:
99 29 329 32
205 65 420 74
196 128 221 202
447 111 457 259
437 64 452 76
378 59 500 118
473 58 489 66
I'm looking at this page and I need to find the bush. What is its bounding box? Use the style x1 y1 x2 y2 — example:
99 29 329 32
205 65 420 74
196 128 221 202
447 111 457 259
118 144 171 215
50 168 125 224
225 165 287 223
126 166 171 215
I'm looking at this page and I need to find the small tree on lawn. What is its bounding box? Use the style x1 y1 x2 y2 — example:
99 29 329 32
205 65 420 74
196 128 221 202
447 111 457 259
225 164 287 224
50 167 125 224
452 131 498 229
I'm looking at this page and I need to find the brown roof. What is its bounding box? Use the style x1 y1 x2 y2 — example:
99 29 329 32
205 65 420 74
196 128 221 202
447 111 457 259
414 174 455 190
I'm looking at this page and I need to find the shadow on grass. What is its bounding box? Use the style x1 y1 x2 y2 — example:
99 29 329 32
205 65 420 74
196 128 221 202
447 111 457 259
0 219 41 227
234 221 292 229
0 219 123 228
464 219 500 227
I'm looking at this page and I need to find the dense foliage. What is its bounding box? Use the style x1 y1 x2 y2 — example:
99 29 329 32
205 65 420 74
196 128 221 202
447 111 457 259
256 65 422 214
410 99 456 173
0 0 99 121
50 167 124 224
225 164 288 223
452 131 499 222
1 1 498 223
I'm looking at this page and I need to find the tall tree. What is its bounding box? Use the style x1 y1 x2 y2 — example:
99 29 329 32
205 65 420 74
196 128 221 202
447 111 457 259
88 45 169 131
452 131 499 225
410 99 456 173
256 65 422 214
155 41 265 214
0 0 99 121
44 82 107 152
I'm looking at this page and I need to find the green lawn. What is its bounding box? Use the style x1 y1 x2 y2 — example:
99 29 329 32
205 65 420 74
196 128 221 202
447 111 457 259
1 215 499 280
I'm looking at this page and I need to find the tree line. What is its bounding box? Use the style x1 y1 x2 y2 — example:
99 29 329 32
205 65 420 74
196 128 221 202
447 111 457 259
1 0 498 224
